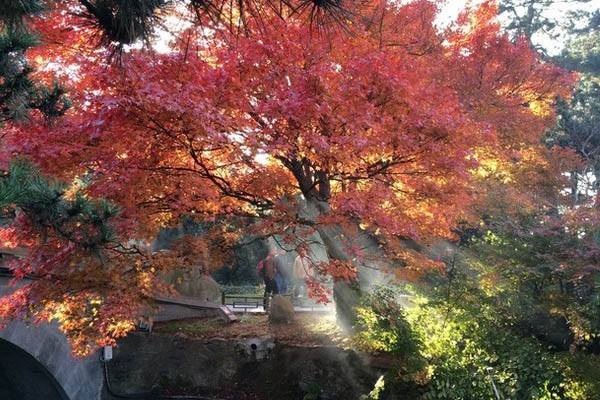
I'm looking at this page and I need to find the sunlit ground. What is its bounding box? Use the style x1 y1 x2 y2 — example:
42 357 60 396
154 312 351 347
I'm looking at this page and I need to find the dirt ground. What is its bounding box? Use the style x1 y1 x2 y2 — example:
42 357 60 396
154 312 351 347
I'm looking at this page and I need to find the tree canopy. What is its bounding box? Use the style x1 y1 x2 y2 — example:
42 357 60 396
0 0 581 356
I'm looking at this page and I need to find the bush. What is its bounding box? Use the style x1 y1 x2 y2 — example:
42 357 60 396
407 300 600 400
353 286 600 400
219 284 263 295
353 287 424 378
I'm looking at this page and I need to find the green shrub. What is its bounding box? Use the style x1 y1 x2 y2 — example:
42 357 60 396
219 284 263 295
407 300 600 400
353 287 425 378
353 287 600 400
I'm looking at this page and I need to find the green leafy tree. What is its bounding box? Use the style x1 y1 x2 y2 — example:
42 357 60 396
548 30 600 203
498 0 595 54
499 0 600 204
409 298 600 400
0 160 118 248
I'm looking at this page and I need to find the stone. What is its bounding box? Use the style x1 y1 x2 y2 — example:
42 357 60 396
107 334 398 400
0 279 103 400
163 269 222 303
236 336 275 361
194 275 222 303
268 294 295 324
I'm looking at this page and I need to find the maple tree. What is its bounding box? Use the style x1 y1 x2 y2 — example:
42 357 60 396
442 1 600 353
386 8 600 382
0 0 574 355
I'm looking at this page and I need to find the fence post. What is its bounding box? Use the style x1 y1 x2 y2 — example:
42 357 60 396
221 291 226 305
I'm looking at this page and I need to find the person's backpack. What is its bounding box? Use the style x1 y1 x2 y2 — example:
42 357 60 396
256 260 264 277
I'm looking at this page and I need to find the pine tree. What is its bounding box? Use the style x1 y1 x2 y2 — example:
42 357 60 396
0 160 118 249
499 0 600 204
548 29 600 203
498 0 594 54
78 0 351 53
0 0 70 124
0 3 113 266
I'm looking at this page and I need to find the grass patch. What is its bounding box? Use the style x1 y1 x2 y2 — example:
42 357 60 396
155 317 226 336
219 284 263 295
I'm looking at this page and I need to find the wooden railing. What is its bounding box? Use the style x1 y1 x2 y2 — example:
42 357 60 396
221 293 293 312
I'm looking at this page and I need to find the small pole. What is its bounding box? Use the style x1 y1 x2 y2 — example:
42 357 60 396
221 291 225 305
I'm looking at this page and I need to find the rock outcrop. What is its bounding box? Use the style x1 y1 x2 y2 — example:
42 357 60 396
103 333 409 400
269 295 295 323
162 269 222 303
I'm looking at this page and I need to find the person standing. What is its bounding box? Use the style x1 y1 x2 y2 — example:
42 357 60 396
292 253 313 300
274 250 290 295
258 249 278 309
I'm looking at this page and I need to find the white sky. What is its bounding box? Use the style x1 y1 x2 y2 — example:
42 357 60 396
151 0 596 55
439 0 597 55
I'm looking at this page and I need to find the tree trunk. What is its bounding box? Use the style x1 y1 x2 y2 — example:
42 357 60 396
303 199 391 332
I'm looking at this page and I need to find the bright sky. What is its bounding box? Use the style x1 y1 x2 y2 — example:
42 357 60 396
439 0 597 55
152 0 596 55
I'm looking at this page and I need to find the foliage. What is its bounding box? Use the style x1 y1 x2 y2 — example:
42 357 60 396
447 203 600 349
211 234 267 285
152 220 265 285
0 0 70 124
42 0 355 54
353 287 422 364
351 282 600 399
498 0 600 205
407 298 600 400
0 0 576 353
0 160 177 355
218 284 263 295
212 264 262 286
493 0 600 361
0 159 118 246
554 31 600 74
462 6 600 352
498 0 596 53
548 29 600 203
78 0 167 49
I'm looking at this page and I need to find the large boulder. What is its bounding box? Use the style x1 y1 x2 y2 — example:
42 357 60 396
194 275 222 303
269 295 295 324
163 269 222 303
